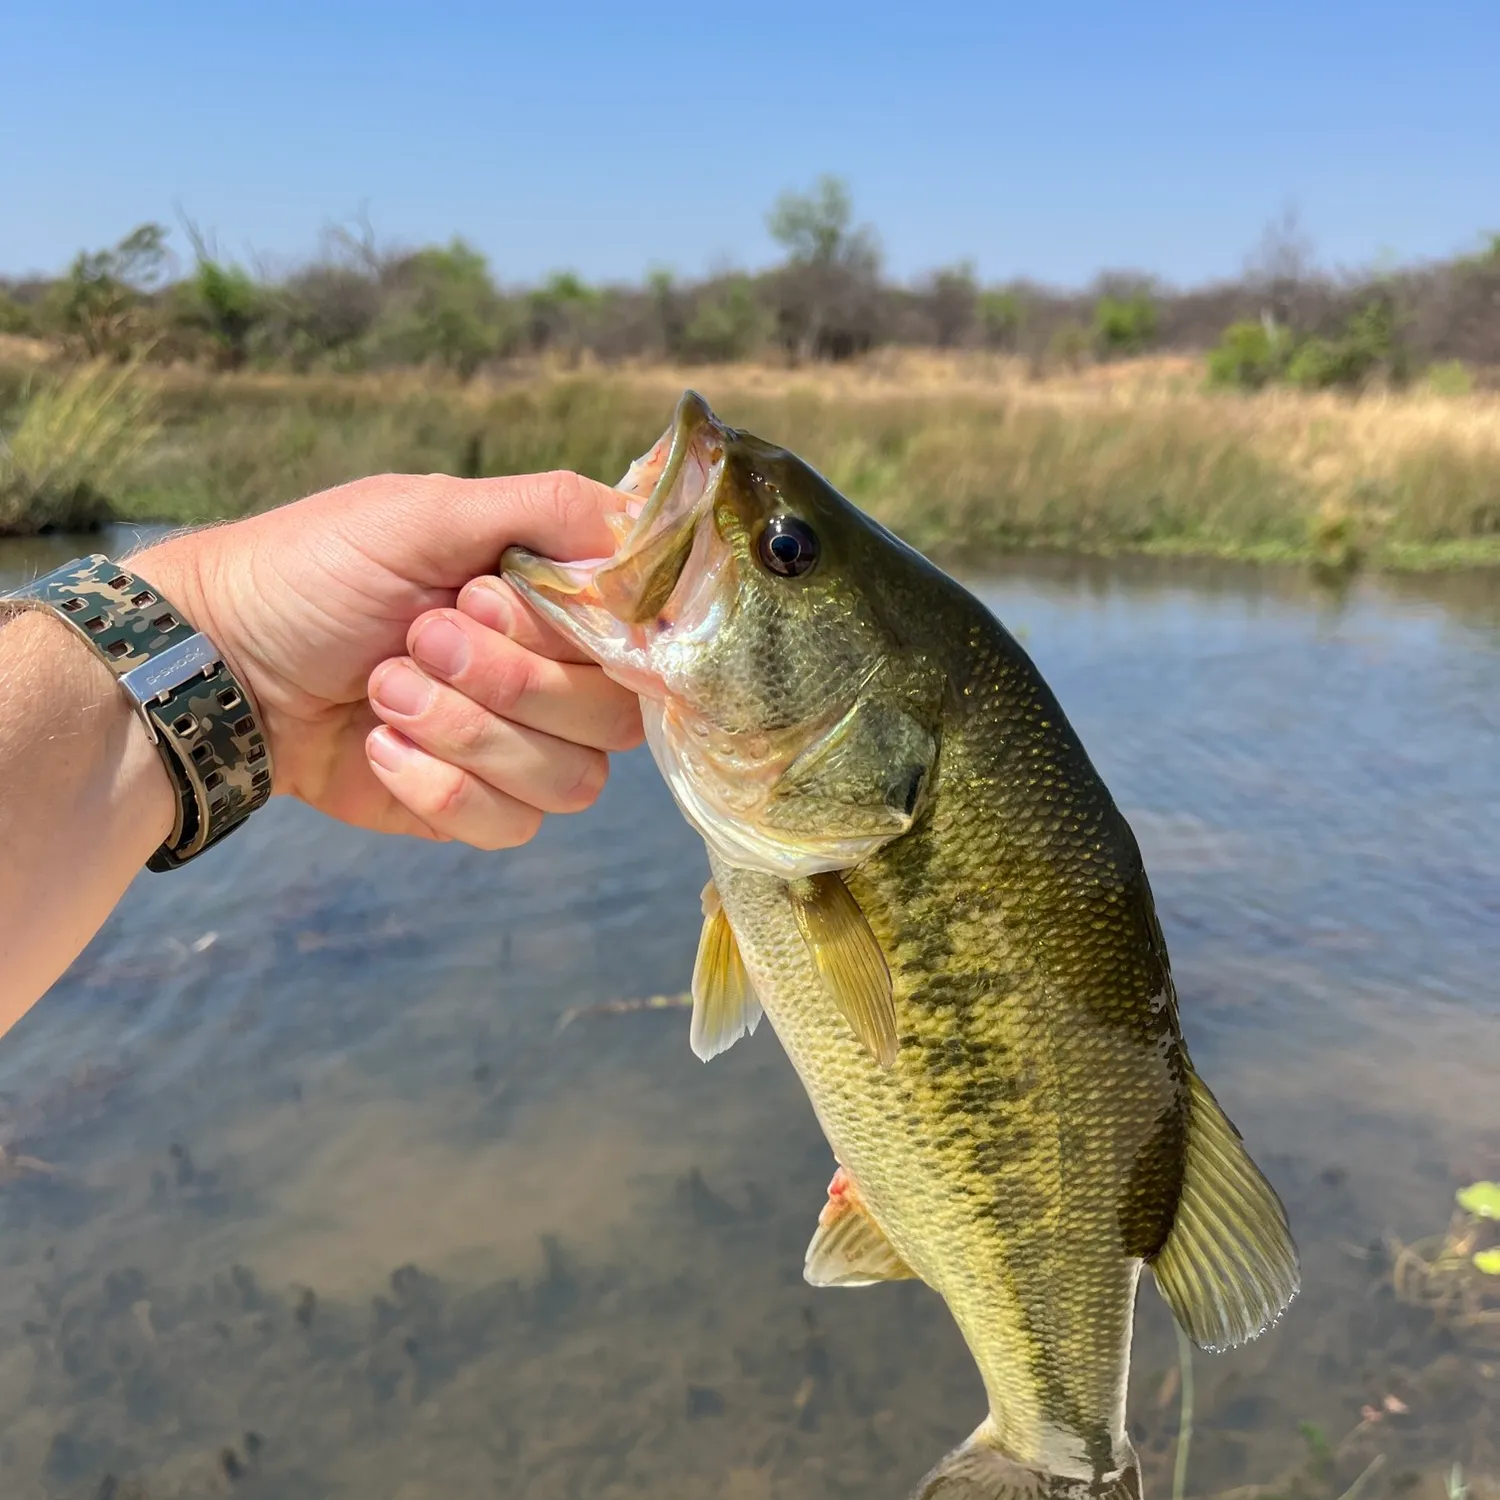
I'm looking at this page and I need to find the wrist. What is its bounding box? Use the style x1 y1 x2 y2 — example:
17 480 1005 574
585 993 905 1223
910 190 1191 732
1 608 178 858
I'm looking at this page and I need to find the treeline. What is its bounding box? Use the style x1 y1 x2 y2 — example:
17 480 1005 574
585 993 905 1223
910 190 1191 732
3 179 1498 388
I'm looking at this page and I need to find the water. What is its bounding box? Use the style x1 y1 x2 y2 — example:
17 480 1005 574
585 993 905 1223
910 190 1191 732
2 534 1498 1500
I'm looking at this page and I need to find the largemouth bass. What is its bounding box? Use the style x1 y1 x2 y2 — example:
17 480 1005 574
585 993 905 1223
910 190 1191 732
502 393 1298 1500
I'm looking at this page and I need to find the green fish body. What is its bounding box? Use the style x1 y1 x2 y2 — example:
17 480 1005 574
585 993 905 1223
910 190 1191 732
504 392 1298 1500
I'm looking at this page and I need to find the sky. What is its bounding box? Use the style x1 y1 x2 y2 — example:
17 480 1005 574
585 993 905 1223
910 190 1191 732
3 0 1497 290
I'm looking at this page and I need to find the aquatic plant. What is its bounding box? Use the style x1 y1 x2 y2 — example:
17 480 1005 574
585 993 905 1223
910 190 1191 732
1456 1182 1500 1220
1386 1183 1500 1343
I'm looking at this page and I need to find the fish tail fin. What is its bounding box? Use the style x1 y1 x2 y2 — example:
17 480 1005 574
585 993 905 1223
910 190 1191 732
911 1421 1141 1500
1149 1070 1300 1351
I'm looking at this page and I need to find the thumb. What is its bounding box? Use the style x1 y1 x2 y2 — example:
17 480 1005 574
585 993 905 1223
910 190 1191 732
349 470 629 588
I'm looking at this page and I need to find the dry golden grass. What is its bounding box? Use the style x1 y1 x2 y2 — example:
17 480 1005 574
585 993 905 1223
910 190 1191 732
0 358 162 535
2 346 1498 567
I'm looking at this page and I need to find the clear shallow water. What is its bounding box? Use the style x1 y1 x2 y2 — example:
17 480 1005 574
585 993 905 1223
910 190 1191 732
1 536 1498 1500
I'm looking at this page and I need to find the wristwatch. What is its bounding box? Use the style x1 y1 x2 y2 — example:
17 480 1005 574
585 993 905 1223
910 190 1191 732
0 554 273 870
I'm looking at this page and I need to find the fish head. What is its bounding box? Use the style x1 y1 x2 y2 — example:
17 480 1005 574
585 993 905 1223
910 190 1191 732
502 390 945 878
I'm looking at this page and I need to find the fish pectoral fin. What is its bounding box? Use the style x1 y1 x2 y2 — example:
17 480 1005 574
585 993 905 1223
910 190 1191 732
689 880 764 1062
792 873 898 1069
1149 1069 1301 1350
805 1167 917 1287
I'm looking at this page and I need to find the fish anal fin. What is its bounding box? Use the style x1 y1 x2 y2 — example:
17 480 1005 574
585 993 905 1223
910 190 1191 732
912 1421 1141 1500
792 873 898 1068
689 880 763 1062
1150 1070 1300 1351
805 1166 916 1287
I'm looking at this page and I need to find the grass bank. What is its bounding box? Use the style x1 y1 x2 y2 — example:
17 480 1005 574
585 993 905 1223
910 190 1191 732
3 348 1499 570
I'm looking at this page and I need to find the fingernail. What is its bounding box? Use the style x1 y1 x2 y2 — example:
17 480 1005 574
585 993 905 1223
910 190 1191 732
372 662 433 717
412 616 470 677
458 577 512 633
367 726 417 772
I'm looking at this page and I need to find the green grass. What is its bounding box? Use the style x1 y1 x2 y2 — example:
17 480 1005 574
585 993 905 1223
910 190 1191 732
2 354 1499 572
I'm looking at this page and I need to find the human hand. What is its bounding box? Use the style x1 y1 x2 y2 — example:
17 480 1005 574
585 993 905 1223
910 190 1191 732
131 472 643 848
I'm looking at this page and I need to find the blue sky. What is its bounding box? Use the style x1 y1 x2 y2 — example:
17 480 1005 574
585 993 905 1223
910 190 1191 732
4 0 1496 289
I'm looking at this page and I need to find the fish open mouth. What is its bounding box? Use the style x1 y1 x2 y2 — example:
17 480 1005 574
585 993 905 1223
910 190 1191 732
501 391 729 670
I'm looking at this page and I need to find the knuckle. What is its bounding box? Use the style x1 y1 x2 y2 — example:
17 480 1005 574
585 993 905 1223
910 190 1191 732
558 751 609 812
608 706 646 752
531 469 591 528
487 803 544 850
412 761 471 823
444 707 491 757
482 647 537 717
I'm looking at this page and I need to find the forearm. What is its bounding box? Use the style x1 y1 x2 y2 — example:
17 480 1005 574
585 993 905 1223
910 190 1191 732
0 609 176 1024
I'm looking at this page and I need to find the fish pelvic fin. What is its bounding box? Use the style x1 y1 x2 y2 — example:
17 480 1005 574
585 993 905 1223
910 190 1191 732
791 872 898 1069
689 880 764 1062
805 1165 918 1287
1149 1069 1300 1351
911 1422 1141 1500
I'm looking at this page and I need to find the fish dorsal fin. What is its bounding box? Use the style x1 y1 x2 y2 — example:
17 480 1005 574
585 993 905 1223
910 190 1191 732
1150 1070 1300 1350
805 1166 917 1286
689 880 763 1062
792 874 898 1069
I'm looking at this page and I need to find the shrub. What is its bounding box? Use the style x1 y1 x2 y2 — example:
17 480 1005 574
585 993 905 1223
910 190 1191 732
1093 291 1157 357
1206 318 1294 390
978 288 1023 351
368 240 510 376
681 276 767 362
43 223 170 359
0 293 36 336
1287 297 1406 391
1425 359 1474 396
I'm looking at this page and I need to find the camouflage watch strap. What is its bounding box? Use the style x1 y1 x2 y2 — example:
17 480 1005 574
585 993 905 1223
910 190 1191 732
2 554 273 871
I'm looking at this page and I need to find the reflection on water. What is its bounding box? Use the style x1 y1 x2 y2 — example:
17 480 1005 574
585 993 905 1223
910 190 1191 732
2 539 1498 1499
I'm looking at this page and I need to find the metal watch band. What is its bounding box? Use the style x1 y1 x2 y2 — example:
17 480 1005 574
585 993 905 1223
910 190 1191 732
2 553 273 871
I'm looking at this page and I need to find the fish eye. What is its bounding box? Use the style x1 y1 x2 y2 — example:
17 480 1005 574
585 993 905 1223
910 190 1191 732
756 516 819 578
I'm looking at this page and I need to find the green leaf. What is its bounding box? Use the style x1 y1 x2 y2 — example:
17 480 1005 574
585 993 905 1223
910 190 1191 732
1457 1182 1500 1219
1473 1249 1500 1276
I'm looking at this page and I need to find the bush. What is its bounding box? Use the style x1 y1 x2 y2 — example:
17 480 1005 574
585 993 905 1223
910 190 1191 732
368 240 510 376
181 255 263 368
43 223 169 359
681 276 767 362
0 293 36 336
1206 319 1294 390
978 288 1023 350
1289 297 1407 391
1425 359 1474 396
1093 291 1157 357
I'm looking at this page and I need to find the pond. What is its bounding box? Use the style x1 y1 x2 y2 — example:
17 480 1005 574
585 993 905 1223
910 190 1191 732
2 531 1498 1500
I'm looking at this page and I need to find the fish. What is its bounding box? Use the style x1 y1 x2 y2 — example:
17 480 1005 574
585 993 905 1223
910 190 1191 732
501 392 1299 1500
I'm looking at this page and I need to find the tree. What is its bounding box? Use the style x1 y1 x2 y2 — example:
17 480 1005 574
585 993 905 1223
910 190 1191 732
1246 205 1316 330
179 223 262 368
768 176 876 268
923 263 979 348
369 239 510 376
766 175 881 362
46 223 170 358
